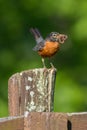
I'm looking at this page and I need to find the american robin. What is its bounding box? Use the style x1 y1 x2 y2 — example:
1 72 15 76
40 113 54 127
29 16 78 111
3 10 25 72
30 28 68 67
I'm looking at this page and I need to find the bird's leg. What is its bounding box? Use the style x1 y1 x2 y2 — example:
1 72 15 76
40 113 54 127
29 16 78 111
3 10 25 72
42 58 46 68
50 62 54 68
49 58 55 68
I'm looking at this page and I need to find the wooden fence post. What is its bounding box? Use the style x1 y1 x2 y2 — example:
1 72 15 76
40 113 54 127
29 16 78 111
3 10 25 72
1 68 87 130
8 68 57 116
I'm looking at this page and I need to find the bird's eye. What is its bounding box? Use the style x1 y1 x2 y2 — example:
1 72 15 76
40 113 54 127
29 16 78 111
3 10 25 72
52 34 57 37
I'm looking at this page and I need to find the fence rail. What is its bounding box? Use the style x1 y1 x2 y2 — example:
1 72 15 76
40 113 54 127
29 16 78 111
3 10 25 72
0 112 87 130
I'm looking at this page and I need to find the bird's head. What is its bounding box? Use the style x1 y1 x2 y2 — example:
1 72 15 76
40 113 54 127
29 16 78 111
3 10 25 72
49 32 68 44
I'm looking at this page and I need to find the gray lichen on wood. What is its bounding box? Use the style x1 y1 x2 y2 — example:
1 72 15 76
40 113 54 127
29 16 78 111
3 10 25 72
8 68 57 116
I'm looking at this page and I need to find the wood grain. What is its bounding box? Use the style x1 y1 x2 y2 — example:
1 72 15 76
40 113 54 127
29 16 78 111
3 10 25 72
8 68 57 116
0 112 87 130
0 116 24 130
24 112 67 130
68 112 87 130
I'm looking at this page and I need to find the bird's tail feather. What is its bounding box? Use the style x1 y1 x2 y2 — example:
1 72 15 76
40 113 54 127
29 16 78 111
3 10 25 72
30 28 41 38
30 28 44 44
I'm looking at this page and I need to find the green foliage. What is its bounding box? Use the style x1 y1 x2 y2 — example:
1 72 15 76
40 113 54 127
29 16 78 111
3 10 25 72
54 71 86 112
0 0 87 117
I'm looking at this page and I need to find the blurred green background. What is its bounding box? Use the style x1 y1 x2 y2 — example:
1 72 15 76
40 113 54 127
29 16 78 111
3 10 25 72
0 0 87 117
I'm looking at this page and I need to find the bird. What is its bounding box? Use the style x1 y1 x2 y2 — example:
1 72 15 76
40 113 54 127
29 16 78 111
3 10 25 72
30 27 68 68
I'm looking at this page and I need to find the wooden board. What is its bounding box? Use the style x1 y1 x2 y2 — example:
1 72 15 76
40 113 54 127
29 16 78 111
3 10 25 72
0 116 24 130
0 112 87 130
68 112 87 130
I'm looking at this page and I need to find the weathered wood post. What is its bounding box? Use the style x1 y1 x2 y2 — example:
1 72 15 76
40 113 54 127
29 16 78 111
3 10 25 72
1 68 87 130
8 68 57 116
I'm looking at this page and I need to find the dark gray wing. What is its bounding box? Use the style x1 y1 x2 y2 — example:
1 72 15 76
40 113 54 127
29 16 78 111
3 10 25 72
30 28 45 51
33 40 45 51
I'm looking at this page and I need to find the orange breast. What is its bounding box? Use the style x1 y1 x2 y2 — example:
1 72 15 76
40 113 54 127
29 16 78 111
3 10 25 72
38 41 60 57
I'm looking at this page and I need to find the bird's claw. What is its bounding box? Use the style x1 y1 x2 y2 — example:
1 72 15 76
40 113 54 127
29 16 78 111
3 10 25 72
50 62 55 68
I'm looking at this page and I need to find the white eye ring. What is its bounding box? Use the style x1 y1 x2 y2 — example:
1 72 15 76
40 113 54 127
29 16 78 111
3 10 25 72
52 34 57 37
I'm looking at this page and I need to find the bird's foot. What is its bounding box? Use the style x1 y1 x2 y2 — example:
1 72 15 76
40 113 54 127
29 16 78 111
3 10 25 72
50 62 55 68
